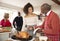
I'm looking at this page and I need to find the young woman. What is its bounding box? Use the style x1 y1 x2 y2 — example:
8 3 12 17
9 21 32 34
22 3 38 36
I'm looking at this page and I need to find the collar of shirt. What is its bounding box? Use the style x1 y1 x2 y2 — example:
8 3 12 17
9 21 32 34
18 16 21 17
46 10 51 16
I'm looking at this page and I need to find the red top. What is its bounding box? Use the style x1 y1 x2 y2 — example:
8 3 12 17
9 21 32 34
37 11 60 35
0 19 11 27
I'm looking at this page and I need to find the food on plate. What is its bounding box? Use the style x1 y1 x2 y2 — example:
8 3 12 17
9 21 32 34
3 29 10 32
16 31 30 38
0 28 3 32
0 28 10 32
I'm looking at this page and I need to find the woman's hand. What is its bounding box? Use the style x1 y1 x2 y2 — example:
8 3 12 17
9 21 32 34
27 27 33 30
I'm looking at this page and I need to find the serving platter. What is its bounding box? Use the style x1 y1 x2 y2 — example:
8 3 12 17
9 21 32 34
11 35 33 41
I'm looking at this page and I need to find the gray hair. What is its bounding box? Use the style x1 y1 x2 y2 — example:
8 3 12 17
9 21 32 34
4 13 9 18
41 3 51 10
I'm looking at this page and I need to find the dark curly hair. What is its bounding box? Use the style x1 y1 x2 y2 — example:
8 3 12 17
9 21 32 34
23 3 34 15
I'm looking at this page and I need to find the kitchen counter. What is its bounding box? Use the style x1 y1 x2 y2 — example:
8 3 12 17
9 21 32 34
0 32 10 41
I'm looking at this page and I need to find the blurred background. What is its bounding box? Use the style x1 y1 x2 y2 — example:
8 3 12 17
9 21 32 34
0 0 60 23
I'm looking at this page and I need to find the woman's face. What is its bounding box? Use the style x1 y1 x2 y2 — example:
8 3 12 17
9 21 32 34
28 7 33 13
